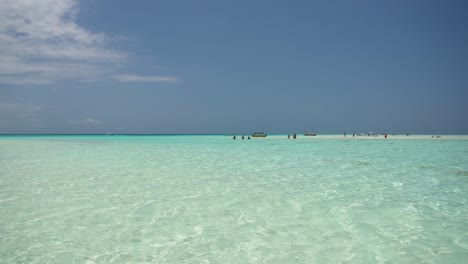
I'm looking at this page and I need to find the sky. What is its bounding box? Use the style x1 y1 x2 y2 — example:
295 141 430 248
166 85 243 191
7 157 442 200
1 0 467 134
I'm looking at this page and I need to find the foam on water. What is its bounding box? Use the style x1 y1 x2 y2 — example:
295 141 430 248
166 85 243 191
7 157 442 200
1 135 467 263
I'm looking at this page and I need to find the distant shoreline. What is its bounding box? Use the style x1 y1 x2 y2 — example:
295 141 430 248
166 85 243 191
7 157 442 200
1 134 468 140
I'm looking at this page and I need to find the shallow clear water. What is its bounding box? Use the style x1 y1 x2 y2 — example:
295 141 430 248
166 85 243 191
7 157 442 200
1 135 467 263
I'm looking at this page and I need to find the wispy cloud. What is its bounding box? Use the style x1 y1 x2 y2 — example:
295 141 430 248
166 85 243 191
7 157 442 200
0 102 45 112
0 76 52 85
0 102 46 120
68 118 102 126
114 74 181 83
0 0 124 84
0 1 179 86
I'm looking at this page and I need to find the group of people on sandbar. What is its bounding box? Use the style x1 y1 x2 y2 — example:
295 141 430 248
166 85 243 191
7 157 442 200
233 135 250 140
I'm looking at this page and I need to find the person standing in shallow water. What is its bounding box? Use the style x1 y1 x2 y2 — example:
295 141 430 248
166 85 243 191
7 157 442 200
242 135 244 140
288 134 290 139
233 135 236 140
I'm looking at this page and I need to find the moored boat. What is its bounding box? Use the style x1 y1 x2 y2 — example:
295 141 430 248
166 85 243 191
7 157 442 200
304 131 317 136
251 132 267 137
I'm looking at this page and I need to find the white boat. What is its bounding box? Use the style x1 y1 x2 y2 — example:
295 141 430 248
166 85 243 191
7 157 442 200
304 131 317 136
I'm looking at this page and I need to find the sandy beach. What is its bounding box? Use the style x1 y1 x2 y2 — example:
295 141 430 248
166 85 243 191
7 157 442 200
239 134 468 140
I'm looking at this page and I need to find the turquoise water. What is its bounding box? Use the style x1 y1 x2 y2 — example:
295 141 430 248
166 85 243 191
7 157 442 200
1 135 467 263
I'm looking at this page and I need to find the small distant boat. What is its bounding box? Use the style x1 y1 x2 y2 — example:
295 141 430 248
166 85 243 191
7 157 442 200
107 132 113 135
304 131 317 136
251 132 267 137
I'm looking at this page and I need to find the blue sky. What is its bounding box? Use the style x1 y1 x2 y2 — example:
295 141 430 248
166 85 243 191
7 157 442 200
1 0 467 134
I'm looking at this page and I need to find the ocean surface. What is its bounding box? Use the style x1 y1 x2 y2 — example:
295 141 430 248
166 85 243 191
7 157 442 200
1 135 467 263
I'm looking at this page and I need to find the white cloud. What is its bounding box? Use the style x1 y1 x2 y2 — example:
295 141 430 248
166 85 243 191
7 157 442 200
0 102 45 112
114 74 180 83
0 0 125 84
0 76 52 85
68 118 102 125
0 102 45 121
0 1 179 86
